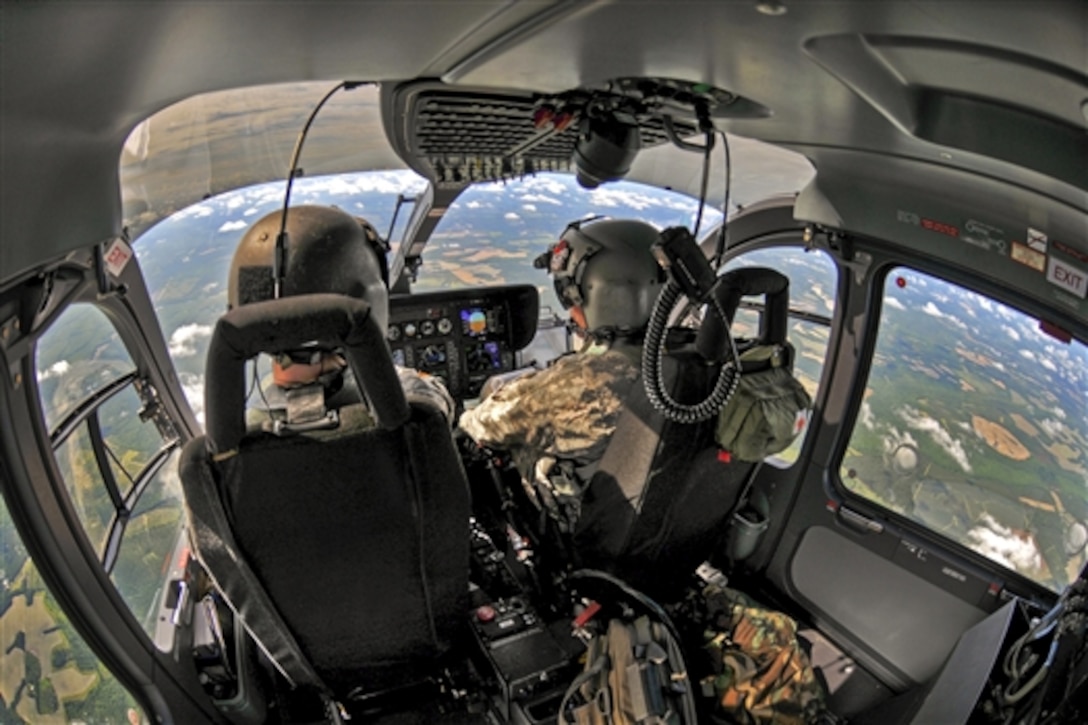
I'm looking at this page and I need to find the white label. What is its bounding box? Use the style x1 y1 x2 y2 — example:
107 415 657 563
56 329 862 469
1046 256 1087 299
1027 227 1048 253
103 238 133 277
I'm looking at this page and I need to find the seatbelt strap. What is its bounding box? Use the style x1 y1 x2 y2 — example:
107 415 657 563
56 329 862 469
595 376 665 515
182 444 329 694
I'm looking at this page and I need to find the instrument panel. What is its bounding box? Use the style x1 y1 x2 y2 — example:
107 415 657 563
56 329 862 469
388 285 539 402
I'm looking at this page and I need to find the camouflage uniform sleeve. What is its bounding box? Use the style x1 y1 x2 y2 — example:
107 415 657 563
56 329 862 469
396 365 456 426
457 351 638 462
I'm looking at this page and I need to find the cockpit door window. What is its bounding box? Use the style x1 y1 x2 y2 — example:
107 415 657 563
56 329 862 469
35 304 185 644
840 267 1087 593
720 246 837 464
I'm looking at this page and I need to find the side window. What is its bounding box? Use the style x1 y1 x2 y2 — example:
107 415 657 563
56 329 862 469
721 247 837 464
1 495 147 722
35 304 186 644
841 268 1088 593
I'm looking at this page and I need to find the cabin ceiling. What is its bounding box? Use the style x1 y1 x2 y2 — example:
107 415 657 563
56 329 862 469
1 1 1085 285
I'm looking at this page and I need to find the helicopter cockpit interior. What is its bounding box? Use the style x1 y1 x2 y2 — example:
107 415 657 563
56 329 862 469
2 3 1086 724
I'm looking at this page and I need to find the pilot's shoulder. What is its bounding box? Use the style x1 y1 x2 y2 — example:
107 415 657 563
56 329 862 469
396 365 455 423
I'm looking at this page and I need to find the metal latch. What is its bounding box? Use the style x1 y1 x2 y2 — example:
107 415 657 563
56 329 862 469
837 506 884 534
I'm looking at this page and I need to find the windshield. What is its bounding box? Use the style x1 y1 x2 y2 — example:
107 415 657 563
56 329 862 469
416 173 724 315
127 82 815 426
121 82 405 240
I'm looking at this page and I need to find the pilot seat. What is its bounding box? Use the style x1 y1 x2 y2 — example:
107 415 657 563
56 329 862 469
179 293 471 712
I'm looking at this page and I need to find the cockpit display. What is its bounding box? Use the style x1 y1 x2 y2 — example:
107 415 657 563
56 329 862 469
461 306 505 338
387 285 539 404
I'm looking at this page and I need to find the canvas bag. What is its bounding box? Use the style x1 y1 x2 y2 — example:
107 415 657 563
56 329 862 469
561 615 695 725
698 585 827 725
714 343 811 462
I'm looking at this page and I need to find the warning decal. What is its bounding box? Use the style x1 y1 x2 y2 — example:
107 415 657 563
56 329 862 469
1011 242 1046 272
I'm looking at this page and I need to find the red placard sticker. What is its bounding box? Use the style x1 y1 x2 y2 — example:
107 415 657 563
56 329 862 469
104 238 133 277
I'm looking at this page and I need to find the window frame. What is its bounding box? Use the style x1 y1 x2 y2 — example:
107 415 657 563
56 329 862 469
38 312 182 579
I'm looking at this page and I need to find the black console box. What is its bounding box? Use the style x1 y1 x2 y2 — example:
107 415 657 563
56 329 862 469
471 597 579 723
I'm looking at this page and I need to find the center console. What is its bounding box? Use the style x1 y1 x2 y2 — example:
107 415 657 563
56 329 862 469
468 520 581 724
388 285 539 402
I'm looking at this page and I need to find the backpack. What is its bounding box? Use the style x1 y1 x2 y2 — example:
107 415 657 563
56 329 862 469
697 585 827 725
559 571 699 725
561 616 695 725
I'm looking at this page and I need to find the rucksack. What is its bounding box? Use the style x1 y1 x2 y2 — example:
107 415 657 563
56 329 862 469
559 571 699 725
697 585 828 725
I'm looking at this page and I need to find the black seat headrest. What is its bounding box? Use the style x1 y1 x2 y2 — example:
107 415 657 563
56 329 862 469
696 267 790 361
204 293 409 455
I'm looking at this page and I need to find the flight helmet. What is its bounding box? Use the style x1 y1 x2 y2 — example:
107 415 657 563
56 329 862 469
537 217 666 339
228 204 390 330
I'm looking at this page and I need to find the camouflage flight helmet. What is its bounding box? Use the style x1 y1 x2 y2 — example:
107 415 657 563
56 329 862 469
228 204 390 330
536 217 666 338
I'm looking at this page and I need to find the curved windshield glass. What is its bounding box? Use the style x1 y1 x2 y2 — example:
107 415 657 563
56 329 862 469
417 173 724 315
121 82 405 240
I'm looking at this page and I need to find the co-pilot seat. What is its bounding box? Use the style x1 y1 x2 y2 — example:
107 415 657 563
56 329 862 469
573 267 795 601
179 293 470 701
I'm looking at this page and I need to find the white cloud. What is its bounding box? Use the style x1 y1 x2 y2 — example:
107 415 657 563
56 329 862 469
243 207 261 216
588 187 699 213
1051 406 1067 420
898 406 972 473
1040 358 1057 372
1019 349 1036 360
859 401 875 430
967 514 1043 574
884 297 905 310
168 323 213 358
1039 419 1064 438
170 203 215 221
518 175 571 196
1002 325 1021 342
922 302 944 318
37 360 70 382
520 193 563 206
881 427 917 456
180 372 205 427
522 204 538 212
218 219 248 233
921 301 967 329
465 200 483 209
504 212 520 221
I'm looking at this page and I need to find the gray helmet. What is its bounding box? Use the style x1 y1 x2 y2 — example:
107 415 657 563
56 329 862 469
538 217 665 337
228 205 390 330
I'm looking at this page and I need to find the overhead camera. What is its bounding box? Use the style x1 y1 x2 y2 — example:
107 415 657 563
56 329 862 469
572 114 641 189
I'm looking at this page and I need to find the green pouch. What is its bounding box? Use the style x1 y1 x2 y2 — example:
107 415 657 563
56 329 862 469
715 345 812 462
